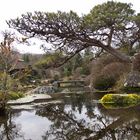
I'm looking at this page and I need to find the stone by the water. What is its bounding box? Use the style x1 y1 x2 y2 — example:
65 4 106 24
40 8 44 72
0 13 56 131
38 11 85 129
8 94 52 105
124 71 140 87
26 85 58 94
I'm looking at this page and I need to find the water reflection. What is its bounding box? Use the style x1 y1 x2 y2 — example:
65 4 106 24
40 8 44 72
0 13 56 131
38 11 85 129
0 93 140 140
0 110 24 140
37 94 140 140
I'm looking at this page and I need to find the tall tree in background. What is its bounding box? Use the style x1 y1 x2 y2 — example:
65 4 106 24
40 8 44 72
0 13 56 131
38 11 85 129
7 1 140 67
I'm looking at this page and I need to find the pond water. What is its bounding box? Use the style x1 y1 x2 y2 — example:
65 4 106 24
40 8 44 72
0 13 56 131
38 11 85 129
0 93 140 140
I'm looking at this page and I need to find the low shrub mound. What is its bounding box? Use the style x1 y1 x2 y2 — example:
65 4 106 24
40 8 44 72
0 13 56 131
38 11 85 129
91 55 131 91
101 102 138 109
100 94 140 108
94 76 116 90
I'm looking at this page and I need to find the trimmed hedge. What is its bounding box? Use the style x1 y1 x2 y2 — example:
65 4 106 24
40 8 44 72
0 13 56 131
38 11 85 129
100 94 140 109
100 94 140 104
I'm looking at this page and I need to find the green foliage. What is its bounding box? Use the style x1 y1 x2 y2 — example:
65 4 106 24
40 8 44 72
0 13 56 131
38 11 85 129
22 54 30 63
0 72 18 91
134 13 140 27
35 52 63 69
17 66 40 85
62 53 83 77
63 67 72 77
35 58 49 69
121 87 140 93
101 102 137 109
0 92 24 100
79 66 90 75
53 74 60 81
8 92 24 100
94 75 116 90
100 94 140 105
78 48 92 76
84 1 134 30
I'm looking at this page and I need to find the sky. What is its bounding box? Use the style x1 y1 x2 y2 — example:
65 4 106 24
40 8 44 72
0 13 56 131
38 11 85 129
0 0 139 54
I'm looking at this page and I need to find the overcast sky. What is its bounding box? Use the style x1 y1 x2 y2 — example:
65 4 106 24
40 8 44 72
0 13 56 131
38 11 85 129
0 0 139 53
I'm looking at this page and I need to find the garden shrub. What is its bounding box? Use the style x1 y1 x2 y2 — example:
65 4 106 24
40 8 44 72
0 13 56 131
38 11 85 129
101 62 129 79
53 74 60 81
8 92 24 100
63 67 72 77
0 92 24 101
101 102 137 109
100 94 140 104
121 87 140 93
94 75 116 90
91 55 131 90
79 66 90 75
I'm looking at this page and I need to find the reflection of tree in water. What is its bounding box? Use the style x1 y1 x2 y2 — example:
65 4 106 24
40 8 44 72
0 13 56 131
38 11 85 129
37 104 93 140
0 110 24 140
63 93 95 116
93 104 140 140
36 94 140 140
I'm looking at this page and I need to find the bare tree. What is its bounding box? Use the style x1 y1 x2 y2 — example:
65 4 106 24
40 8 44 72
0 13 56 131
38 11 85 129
0 32 19 111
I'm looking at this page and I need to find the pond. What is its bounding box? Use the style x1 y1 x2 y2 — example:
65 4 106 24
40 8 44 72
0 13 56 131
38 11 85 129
0 93 140 140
